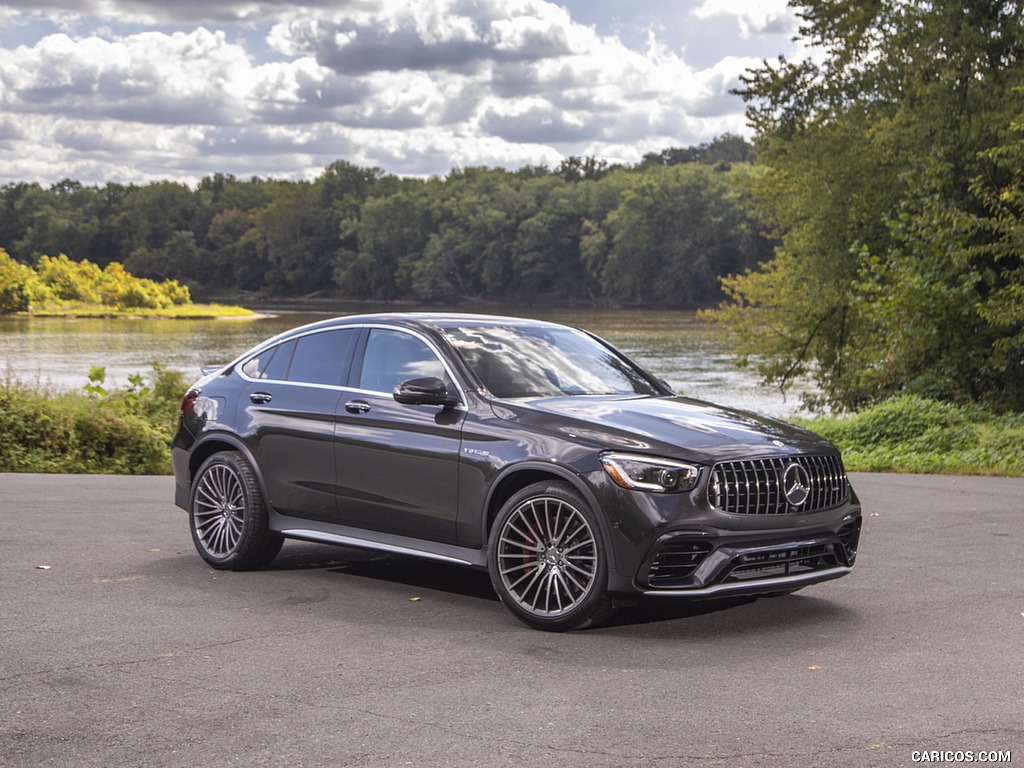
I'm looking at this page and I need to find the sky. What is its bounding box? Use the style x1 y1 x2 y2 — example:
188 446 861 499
0 1 807 186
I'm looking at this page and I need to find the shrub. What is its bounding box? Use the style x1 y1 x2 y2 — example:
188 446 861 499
36 254 104 303
799 395 1024 475
30 254 195 313
0 365 184 475
0 248 46 313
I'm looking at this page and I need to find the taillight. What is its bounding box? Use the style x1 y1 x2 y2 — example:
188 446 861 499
180 389 200 416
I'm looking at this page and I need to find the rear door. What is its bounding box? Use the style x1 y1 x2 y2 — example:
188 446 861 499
238 328 358 522
333 327 464 544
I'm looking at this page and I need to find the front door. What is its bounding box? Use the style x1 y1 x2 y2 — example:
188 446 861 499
333 328 463 544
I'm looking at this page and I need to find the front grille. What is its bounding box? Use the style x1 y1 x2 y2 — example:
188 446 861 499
708 455 849 515
647 540 714 586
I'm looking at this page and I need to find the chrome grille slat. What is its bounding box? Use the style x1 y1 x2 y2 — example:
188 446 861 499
708 455 849 515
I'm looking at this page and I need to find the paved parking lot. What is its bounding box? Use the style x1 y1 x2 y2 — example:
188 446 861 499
1 472 1021 767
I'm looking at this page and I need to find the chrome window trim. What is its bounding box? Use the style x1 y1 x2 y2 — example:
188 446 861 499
235 322 468 410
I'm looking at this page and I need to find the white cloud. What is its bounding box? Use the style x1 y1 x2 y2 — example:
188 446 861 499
691 0 798 39
0 1 369 25
0 0 805 184
0 28 254 124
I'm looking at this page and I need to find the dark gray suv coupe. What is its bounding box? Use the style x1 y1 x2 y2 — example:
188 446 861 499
172 313 861 631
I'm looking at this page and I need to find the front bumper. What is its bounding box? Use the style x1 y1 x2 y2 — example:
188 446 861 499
635 519 861 597
591 468 862 599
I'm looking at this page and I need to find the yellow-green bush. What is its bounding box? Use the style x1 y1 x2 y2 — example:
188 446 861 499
0 248 47 312
30 254 192 312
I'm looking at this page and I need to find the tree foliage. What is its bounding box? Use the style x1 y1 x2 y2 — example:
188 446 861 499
707 0 1024 411
0 136 769 308
0 248 42 312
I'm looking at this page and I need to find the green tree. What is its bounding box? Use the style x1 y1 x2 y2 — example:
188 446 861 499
510 176 588 300
252 182 325 294
642 134 755 167
8 181 106 264
412 168 533 301
36 254 105 303
708 0 1024 410
856 101 1024 409
123 229 203 290
120 181 202 253
318 160 388 295
197 173 278 214
585 165 769 305
339 179 433 299
970 107 1024 391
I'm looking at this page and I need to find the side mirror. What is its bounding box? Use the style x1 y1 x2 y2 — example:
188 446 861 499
393 377 459 407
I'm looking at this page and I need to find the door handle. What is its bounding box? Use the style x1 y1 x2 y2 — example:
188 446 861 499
344 400 371 414
249 392 273 404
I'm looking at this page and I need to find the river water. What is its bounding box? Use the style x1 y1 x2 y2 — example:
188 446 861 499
0 304 815 418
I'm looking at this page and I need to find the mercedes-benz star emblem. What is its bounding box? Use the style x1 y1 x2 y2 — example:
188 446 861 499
783 463 811 506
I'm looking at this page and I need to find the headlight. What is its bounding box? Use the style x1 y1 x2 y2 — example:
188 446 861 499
600 453 700 493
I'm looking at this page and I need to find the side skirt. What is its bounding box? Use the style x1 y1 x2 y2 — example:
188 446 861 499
269 511 488 569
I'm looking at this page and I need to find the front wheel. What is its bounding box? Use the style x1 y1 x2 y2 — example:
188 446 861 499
488 481 616 631
189 451 282 570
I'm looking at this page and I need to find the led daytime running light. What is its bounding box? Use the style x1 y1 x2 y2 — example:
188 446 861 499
601 453 700 493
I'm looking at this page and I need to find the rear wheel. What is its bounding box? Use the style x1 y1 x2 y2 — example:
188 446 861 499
189 451 282 570
488 481 615 631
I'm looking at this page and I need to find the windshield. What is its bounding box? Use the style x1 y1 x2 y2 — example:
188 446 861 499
443 324 663 398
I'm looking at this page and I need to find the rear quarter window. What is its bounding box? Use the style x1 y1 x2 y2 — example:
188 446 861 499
240 340 294 380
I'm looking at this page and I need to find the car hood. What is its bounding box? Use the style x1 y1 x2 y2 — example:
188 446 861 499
489 394 836 464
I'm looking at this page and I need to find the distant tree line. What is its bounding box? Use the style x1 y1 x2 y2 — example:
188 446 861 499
0 135 771 307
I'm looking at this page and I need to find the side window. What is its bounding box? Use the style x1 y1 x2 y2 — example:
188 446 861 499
240 340 294 381
358 329 447 393
285 329 358 386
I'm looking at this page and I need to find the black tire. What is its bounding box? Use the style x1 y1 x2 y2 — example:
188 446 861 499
189 451 283 570
488 480 616 631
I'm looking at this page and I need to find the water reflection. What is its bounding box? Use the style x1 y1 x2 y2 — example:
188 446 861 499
0 304 816 417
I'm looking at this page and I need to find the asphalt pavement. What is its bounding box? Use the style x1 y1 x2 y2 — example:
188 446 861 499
1 472 1021 767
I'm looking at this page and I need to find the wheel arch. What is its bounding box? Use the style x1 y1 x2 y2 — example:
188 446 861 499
188 434 267 502
482 462 617 571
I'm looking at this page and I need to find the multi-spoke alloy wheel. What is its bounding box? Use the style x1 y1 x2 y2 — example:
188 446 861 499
189 451 281 570
489 481 614 631
193 460 246 557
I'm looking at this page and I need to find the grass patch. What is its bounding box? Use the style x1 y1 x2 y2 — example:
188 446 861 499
24 302 255 319
797 395 1024 476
